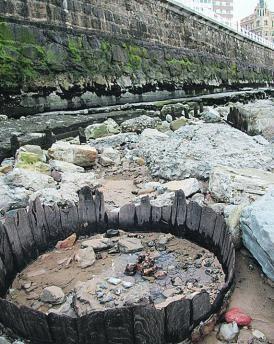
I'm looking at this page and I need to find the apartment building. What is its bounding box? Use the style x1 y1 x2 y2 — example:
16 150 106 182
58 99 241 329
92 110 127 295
213 0 234 22
241 0 274 43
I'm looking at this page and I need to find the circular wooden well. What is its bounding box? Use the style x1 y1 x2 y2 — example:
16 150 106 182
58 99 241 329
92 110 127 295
0 187 235 344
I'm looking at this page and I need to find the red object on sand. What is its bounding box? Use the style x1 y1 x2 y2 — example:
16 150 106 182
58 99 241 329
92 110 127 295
225 308 252 326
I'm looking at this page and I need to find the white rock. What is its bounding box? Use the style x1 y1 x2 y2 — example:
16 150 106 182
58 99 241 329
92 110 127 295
108 277 122 285
49 160 85 173
40 286 65 305
118 237 143 253
48 142 97 167
140 128 169 140
166 114 173 123
76 247 96 268
201 108 221 123
138 123 273 180
163 178 200 197
241 189 274 281
81 238 113 251
218 322 239 341
122 281 133 288
252 329 266 341
209 165 274 205
121 115 161 133
100 147 120 166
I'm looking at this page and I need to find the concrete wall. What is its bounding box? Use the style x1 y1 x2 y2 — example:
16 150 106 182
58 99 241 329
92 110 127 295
0 0 273 115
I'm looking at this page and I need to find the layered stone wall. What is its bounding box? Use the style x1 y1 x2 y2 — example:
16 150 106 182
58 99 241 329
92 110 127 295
0 0 273 116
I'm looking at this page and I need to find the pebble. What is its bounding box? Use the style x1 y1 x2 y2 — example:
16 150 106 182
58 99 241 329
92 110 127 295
218 322 239 341
108 277 122 285
105 229 119 238
252 329 266 341
122 281 134 289
40 286 65 305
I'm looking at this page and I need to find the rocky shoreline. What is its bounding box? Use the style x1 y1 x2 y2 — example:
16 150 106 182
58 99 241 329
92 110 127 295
0 94 273 343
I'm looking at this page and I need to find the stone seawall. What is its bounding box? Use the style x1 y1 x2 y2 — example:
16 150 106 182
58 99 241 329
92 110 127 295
0 0 273 116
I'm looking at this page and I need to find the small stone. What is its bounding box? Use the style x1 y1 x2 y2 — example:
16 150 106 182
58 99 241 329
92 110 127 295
158 233 173 245
173 277 182 286
41 286 65 305
166 114 173 123
252 329 266 341
225 308 252 326
108 244 120 254
147 241 155 247
100 294 113 304
125 263 137 276
55 233 77 249
154 271 167 279
81 238 113 251
122 281 133 289
105 229 119 238
162 288 177 298
118 237 143 253
108 277 122 285
218 322 239 341
75 247 96 268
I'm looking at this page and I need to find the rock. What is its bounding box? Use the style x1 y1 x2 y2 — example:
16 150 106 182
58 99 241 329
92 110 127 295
252 329 267 341
0 337 11 344
15 146 50 174
105 229 119 238
224 308 252 326
118 237 143 253
191 193 205 206
237 329 253 344
56 233 77 249
241 189 274 281
158 233 174 245
156 120 171 133
209 166 274 205
163 178 200 197
218 322 239 341
49 160 85 173
81 238 113 251
0 115 8 121
170 117 188 131
140 128 169 140
160 103 185 117
99 147 120 166
224 204 247 248
40 286 65 305
121 115 161 133
138 123 273 180
228 99 274 142
0 177 29 212
150 191 175 207
89 133 139 150
4 168 56 191
74 279 103 316
85 118 120 140
122 281 133 288
48 142 97 167
201 108 221 123
76 247 96 268
107 277 122 285
49 294 76 317
166 114 173 123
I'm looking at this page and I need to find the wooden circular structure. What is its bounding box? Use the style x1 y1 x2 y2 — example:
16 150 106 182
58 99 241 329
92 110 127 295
0 187 235 344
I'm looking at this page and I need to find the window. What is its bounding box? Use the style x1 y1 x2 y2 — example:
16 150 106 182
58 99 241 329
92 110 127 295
264 20 268 26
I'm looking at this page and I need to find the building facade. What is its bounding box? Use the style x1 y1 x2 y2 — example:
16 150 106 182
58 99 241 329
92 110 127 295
241 0 274 43
213 0 234 23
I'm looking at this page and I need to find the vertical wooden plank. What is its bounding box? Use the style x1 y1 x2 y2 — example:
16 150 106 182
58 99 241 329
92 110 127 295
212 214 225 249
3 214 26 270
0 299 27 338
136 196 151 227
119 203 136 229
134 304 165 344
185 201 202 237
104 307 134 344
0 256 7 296
161 205 172 226
165 298 191 343
171 190 186 227
191 291 211 325
199 207 217 242
77 311 107 344
28 198 49 253
43 204 63 244
60 201 79 237
106 209 119 228
0 221 15 280
94 190 106 226
16 208 38 261
78 187 96 235
20 306 53 343
151 206 162 229
47 313 79 344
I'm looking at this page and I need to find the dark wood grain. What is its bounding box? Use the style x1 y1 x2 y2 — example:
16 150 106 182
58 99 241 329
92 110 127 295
94 190 106 226
119 203 136 229
0 299 27 337
0 221 15 281
151 206 162 227
48 313 78 344
192 291 211 325
165 298 191 343
136 196 151 227
134 304 165 344
105 307 134 344
186 201 202 238
20 305 53 343
0 257 7 295
106 209 119 228
59 201 79 238
199 207 217 242
77 311 107 344
78 187 96 235
43 204 62 244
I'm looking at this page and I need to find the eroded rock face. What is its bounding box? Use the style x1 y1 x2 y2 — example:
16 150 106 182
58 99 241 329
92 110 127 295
121 115 161 133
209 166 274 205
138 123 273 180
48 142 97 167
240 189 274 281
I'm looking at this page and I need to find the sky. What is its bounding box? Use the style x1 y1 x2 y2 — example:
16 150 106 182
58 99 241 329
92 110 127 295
235 0 274 21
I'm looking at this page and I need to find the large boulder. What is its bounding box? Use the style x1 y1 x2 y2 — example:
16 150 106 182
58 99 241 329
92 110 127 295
228 100 274 142
15 145 50 174
121 115 161 133
209 166 274 204
85 118 120 140
48 142 97 167
138 123 273 180
89 132 139 150
240 189 274 281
